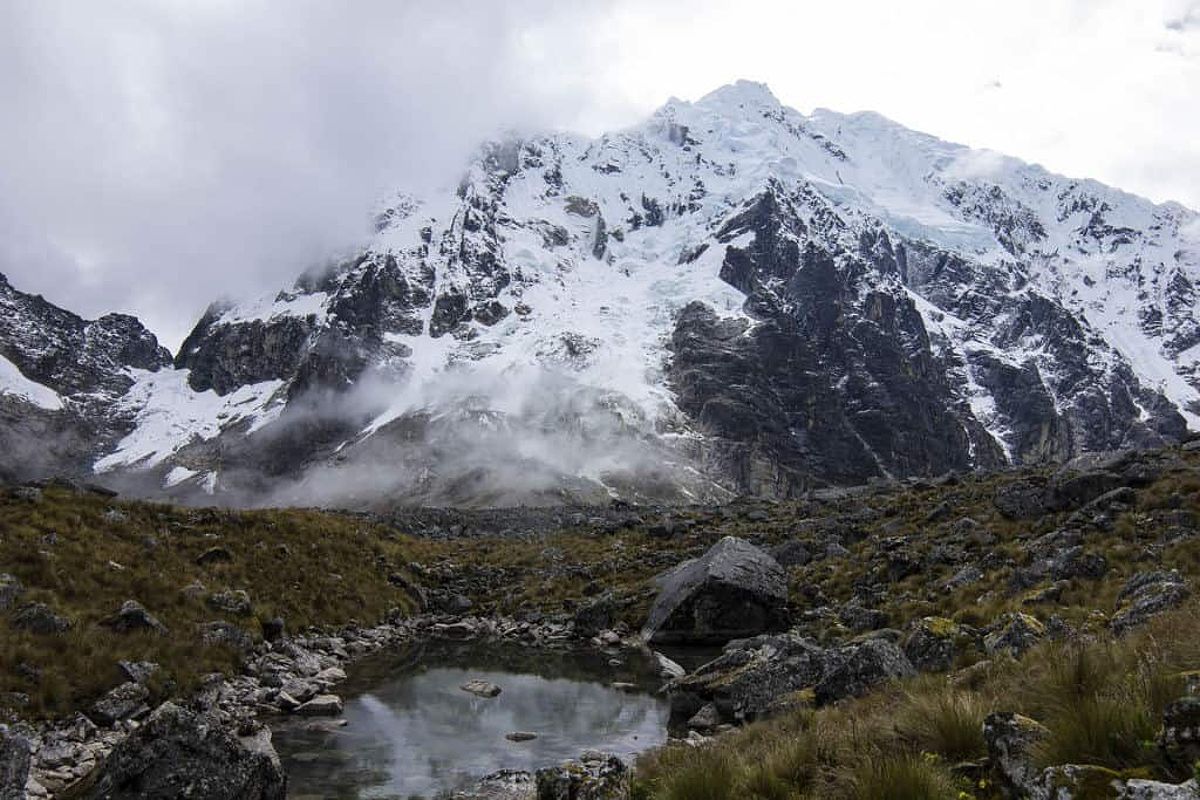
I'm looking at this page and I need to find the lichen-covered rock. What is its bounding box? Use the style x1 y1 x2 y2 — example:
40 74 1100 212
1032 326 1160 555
535 752 628 800
902 616 976 672
74 702 286 799
984 711 1050 800
641 536 787 645
1040 764 1122 799
985 613 1047 657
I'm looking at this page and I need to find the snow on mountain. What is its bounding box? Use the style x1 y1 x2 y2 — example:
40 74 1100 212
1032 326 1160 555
2 81 1196 504
0 353 63 410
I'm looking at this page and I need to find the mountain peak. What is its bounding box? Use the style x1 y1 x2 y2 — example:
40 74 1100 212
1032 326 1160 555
695 80 782 111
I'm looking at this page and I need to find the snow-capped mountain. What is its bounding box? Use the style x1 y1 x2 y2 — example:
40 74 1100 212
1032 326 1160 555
3 81 1198 506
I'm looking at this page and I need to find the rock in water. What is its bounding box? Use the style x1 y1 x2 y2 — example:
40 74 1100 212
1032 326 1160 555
0 729 31 800
461 679 502 698
73 701 285 799
641 536 787 645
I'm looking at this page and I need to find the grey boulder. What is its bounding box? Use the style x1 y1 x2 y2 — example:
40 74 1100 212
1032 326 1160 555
73 701 285 799
641 536 787 645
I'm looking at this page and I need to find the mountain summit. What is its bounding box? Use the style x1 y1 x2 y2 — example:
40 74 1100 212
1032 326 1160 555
2 82 1197 506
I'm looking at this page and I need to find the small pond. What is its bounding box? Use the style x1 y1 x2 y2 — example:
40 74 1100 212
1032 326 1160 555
274 639 707 799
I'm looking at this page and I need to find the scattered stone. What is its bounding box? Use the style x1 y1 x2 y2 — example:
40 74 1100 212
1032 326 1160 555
1039 764 1122 799
198 621 255 654
652 651 686 679
984 613 1046 657
207 589 253 616
686 703 721 733
101 600 169 635
74 701 285 799
0 729 31 800
1111 571 1191 634
461 680 502 698
261 617 285 642
1121 778 1200 799
0 575 22 612
993 480 1048 520
9 602 71 635
295 695 343 717
505 731 537 742
91 682 150 726
902 616 976 673
771 539 812 567
944 565 984 592
196 546 235 567
117 661 160 685
1159 696 1200 767
641 536 787 645
11 487 42 504
813 638 915 705
535 752 629 800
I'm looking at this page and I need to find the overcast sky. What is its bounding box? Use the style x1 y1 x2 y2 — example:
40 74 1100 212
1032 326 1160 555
2 0 1198 350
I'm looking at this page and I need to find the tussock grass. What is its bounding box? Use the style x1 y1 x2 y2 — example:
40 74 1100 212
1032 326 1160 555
0 487 417 717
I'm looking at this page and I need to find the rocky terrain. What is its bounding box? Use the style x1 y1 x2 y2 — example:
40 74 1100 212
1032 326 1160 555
2 81 1199 506
3 440 1200 797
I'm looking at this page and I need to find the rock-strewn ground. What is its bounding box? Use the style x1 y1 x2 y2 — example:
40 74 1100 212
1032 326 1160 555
4 441 1200 797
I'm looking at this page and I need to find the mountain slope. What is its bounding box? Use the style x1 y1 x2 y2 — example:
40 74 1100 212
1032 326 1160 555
5 81 1198 505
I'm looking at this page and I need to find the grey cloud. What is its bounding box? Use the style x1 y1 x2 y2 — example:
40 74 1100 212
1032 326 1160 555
0 1 615 349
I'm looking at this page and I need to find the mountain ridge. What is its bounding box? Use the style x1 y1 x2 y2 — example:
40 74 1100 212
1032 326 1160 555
1 81 1197 506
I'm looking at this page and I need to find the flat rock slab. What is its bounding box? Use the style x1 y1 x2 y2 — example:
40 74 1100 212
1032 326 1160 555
295 695 344 716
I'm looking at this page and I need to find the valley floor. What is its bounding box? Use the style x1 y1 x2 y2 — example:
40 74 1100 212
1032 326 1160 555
3 441 1200 797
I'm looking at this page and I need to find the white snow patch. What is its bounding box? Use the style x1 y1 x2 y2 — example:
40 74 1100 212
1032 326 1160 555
163 466 198 488
95 369 286 472
0 354 63 411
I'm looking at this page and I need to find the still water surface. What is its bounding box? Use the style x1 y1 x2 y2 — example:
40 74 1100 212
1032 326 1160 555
274 640 677 799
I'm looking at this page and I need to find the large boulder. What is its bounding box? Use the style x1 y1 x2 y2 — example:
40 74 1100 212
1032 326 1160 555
667 632 914 724
74 702 285 799
641 536 787 645
668 632 828 723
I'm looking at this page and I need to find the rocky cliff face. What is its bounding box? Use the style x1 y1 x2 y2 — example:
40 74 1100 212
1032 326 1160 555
3 81 1198 505
0 272 172 482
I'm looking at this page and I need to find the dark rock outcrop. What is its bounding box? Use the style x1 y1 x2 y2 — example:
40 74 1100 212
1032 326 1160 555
74 702 286 800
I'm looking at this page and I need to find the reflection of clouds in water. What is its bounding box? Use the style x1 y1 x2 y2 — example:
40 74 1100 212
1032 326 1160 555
283 667 668 798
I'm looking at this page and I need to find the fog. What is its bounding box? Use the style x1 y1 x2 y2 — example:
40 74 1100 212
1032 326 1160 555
2 0 1197 354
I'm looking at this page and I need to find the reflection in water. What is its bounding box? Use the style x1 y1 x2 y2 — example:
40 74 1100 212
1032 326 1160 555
274 641 671 799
